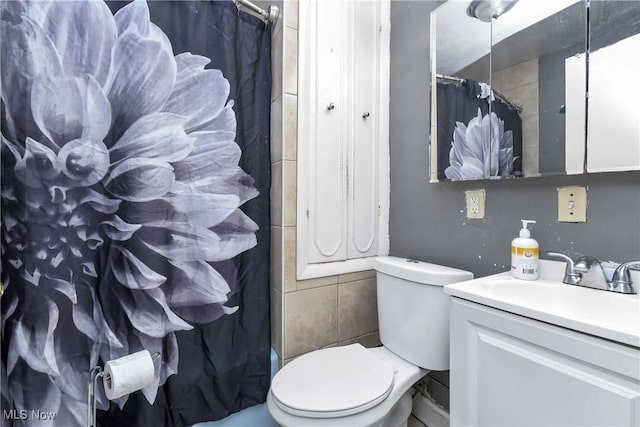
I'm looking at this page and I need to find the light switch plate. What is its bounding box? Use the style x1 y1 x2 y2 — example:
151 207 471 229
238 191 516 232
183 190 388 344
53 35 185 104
558 186 587 222
466 189 485 219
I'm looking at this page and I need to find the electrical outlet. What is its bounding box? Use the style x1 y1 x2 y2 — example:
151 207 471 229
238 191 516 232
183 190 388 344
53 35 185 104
466 189 485 219
558 186 587 222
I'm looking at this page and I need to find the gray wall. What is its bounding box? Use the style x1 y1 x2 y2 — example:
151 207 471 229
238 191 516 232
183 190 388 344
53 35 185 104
389 1 640 279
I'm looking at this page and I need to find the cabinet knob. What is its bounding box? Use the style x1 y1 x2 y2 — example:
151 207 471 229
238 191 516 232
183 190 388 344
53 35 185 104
327 103 335 111
362 112 371 119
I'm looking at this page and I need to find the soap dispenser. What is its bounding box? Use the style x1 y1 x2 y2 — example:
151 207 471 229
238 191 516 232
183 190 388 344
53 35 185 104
511 220 539 280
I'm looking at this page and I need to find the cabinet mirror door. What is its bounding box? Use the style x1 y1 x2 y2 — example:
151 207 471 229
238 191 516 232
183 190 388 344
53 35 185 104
587 1 640 173
490 0 587 178
429 0 588 182
429 1 491 182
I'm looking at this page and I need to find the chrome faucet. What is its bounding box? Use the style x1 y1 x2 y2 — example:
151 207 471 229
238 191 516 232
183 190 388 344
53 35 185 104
573 256 609 291
546 251 639 294
610 260 640 294
545 252 581 285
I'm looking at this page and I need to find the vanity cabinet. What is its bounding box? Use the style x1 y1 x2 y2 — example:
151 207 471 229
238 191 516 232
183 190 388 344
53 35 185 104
450 298 640 426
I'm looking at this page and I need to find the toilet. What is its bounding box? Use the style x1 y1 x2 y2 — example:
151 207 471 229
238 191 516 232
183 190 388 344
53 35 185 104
267 256 473 427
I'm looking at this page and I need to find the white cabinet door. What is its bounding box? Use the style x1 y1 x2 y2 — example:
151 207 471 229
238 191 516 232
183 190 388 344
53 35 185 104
348 0 379 260
307 0 347 263
450 298 640 427
298 0 390 277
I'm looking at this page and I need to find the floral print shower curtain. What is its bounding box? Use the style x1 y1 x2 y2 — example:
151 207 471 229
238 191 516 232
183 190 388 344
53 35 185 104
1 0 271 425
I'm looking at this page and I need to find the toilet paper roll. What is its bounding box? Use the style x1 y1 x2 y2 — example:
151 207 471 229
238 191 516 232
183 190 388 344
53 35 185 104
103 350 155 400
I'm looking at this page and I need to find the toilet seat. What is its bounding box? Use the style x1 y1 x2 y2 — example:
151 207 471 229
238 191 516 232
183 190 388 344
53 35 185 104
270 344 395 418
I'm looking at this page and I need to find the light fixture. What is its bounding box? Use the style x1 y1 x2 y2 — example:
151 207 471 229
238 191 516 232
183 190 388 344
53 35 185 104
467 0 519 22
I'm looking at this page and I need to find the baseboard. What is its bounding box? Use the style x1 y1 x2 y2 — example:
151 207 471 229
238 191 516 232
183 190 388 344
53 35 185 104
412 393 450 427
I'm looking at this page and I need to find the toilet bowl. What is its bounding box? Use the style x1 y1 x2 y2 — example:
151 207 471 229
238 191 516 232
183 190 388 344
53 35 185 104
267 345 424 427
267 257 473 427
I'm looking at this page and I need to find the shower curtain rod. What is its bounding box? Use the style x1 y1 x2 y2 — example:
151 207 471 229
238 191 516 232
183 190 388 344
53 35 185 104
436 73 523 113
436 73 466 84
234 0 280 25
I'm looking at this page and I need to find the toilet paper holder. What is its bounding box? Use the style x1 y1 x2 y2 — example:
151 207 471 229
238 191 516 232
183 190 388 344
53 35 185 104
87 352 160 427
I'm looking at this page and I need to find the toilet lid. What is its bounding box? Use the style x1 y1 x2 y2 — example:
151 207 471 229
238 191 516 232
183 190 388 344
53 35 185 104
270 344 395 418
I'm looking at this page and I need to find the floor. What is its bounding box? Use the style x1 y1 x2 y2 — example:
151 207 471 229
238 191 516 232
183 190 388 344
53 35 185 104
408 415 428 427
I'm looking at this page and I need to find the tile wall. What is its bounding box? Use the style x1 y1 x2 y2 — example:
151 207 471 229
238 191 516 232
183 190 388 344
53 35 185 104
492 58 540 176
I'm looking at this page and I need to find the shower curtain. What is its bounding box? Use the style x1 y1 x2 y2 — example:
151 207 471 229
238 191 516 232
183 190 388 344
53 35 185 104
0 1 271 426
436 82 523 180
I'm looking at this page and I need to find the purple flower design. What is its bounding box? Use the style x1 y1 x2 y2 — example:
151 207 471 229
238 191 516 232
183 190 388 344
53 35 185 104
445 108 517 180
0 1 258 425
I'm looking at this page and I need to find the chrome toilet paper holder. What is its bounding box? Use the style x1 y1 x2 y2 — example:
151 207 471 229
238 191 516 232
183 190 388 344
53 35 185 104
87 352 160 427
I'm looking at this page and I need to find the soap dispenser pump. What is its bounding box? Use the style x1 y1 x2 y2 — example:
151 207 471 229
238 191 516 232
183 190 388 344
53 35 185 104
511 220 539 280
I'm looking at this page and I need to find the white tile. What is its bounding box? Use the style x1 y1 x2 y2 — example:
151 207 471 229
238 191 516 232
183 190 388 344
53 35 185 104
338 278 378 342
271 96 283 163
283 226 297 292
495 58 538 91
296 275 339 291
283 160 296 226
271 162 282 226
284 94 297 161
271 27 283 102
270 226 283 291
284 286 338 358
284 26 298 95
285 0 298 29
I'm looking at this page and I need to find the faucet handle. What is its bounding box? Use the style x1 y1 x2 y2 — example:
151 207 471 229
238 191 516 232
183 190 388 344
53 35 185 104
545 251 582 285
545 251 574 265
574 256 602 273
610 261 640 294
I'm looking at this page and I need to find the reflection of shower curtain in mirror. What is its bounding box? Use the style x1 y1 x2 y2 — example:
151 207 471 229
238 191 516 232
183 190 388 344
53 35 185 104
436 82 523 180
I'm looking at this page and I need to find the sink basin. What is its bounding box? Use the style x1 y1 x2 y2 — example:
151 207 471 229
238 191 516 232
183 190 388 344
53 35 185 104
444 260 640 347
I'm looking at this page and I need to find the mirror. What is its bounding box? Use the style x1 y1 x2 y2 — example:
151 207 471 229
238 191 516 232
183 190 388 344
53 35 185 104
430 0 588 182
587 1 640 173
429 0 492 182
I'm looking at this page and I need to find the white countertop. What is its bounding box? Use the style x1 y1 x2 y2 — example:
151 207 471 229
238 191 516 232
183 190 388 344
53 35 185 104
444 260 640 348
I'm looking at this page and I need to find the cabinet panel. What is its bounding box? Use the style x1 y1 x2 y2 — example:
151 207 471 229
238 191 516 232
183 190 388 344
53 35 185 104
348 0 379 259
587 1 640 173
476 327 638 426
308 0 346 263
297 0 390 278
450 298 640 427
587 33 640 173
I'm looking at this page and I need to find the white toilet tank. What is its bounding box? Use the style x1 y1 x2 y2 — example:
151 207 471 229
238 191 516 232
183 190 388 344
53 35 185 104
374 257 473 371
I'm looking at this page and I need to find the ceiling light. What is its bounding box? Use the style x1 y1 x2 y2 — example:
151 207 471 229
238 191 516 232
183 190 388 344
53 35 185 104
467 0 519 22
